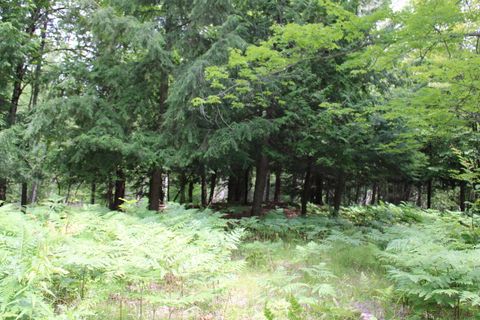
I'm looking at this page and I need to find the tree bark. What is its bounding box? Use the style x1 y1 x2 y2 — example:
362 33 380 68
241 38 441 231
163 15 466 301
90 182 96 205
427 179 433 209
265 172 270 202
301 161 312 216
333 171 345 216
251 152 269 216
313 173 323 205
21 183 28 207
188 180 194 203
111 170 126 211
0 179 6 203
416 184 422 207
148 168 163 210
179 173 186 204
208 171 217 205
243 167 250 204
459 181 466 212
372 183 377 205
200 169 207 207
274 168 282 203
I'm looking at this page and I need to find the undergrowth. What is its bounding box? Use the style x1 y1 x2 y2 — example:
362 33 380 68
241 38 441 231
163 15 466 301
1 202 479 319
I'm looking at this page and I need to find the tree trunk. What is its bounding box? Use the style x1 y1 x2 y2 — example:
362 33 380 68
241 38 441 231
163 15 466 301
90 182 96 204
243 167 250 204
188 180 194 203
372 183 377 205
208 171 217 205
179 173 186 204
313 173 323 205
0 178 7 203
21 183 28 207
301 161 312 216
106 181 114 209
29 181 38 204
251 152 269 216
333 171 345 216
265 172 270 202
111 170 126 211
427 179 433 209
201 169 207 207
459 181 466 212
415 184 422 207
274 168 282 203
148 168 162 210
227 175 236 204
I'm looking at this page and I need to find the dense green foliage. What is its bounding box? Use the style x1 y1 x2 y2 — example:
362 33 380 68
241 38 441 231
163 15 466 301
0 0 478 215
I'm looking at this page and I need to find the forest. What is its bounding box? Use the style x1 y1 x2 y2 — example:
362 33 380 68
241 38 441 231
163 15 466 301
0 0 479 319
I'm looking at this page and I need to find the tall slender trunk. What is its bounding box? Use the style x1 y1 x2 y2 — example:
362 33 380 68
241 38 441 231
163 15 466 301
29 181 38 204
200 169 207 207
372 183 377 205
427 179 433 209
21 183 28 207
354 183 360 205
264 172 270 202
178 173 186 204
111 169 126 211
251 152 269 216
459 181 466 212
148 71 168 210
333 170 345 216
243 167 250 204
90 182 96 204
188 180 194 203
208 171 217 205
0 179 6 203
313 173 323 205
148 168 162 210
166 173 170 202
416 184 422 207
274 168 282 203
227 175 236 203
301 161 313 216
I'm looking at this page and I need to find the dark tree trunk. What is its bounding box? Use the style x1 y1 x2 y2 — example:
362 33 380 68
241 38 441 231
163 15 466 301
459 181 466 212
111 170 126 211
107 181 114 209
227 175 236 204
167 173 170 202
148 168 162 211
313 173 323 205
301 161 313 216
333 171 345 216
21 183 28 207
251 152 269 216
372 183 377 205
274 169 282 203
243 167 250 204
208 171 217 205
179 173 186 204
90 182 96 205
265 172 270 202
427 179 433 209
200 169 207 207
354 183 360 205
416 184 422 207
0 178 6 203
188 180 194 203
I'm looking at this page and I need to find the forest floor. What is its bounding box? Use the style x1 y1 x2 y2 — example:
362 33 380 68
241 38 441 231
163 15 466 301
2 202 477 320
